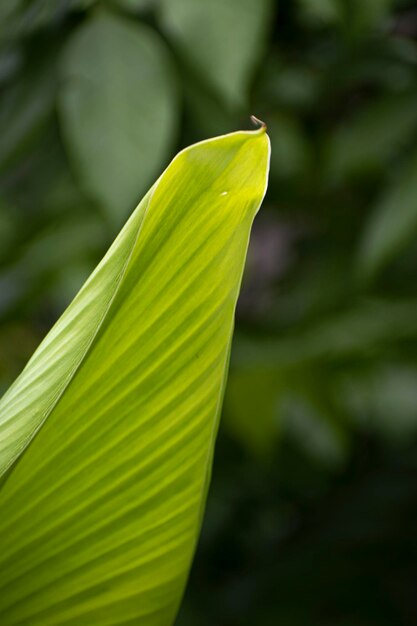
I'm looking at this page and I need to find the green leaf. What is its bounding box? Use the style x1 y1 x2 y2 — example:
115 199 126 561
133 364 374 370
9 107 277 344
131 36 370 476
0 50 57 172
224 368 279 461
280 391 348 468
233 298 417 368
324 92 417 185
349 0 393 36
0 1 94 42
110 0 158 11
58 10 179 225
225 364 349 467
267 112 312 181
297 0 343 28
182 79 238 140
0 212 107 319
339 362 417 443
159 0 272 109
0 199 16 264
0 125 270 625
358 151 417 279
0 1 54 42
298 0 393 35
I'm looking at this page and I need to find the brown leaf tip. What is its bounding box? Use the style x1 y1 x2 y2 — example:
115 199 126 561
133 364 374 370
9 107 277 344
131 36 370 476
250 115 267 132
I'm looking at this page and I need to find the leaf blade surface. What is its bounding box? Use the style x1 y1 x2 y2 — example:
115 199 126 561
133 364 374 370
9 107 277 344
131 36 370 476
0 127 270 626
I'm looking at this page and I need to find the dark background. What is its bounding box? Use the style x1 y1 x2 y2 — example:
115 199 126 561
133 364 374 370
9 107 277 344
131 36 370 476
1 1 417 625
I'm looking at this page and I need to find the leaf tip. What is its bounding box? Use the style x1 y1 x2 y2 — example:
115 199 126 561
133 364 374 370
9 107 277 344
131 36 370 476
250 115 267 133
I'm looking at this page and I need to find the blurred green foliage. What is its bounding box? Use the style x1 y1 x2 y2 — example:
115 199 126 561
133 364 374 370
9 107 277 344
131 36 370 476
1 0 417 624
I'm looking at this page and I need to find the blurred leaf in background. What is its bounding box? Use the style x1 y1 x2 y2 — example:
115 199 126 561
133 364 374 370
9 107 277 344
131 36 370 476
159 0 273 109
358 149 417 279
59 9 179 225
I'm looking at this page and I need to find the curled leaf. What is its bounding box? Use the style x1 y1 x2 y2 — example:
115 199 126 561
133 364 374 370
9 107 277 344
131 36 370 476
0 126 270 626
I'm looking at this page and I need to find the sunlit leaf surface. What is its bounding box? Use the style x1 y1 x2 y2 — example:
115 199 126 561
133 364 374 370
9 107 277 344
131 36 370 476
0 125 270 626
